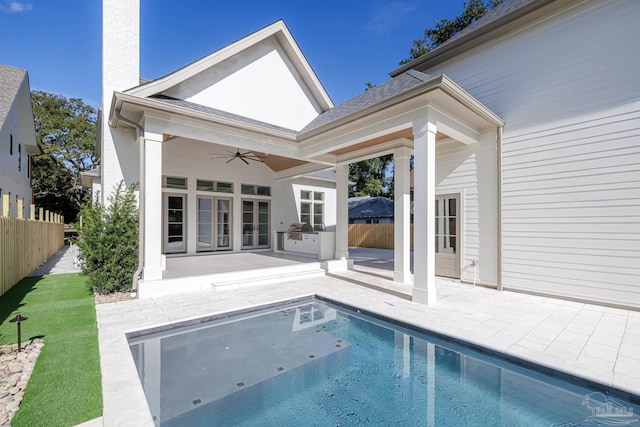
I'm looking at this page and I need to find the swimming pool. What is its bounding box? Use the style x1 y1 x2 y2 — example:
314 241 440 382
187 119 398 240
128 297 640 426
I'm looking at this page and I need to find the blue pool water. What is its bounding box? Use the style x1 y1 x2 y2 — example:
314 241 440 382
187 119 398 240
128 298 640 426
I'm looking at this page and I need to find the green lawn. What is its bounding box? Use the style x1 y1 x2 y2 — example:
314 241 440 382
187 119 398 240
0 273 102 427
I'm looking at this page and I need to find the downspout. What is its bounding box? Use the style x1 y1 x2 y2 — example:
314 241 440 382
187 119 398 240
497 126 503 291
115 109 145 295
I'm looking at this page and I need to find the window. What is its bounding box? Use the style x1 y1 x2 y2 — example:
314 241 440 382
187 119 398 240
300 190 324 231
164 176 187 189
241 184 270 196
197 179 234 193
27 155 30 177
9 134 13 155
18 144 21 171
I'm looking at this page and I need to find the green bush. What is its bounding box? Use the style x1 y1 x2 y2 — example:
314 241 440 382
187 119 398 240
76 181 139 293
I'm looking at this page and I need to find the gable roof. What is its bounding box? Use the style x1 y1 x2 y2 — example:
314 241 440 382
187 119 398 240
0 64 27 128
390 0 562 76
125 20 333 111
348 196 395 219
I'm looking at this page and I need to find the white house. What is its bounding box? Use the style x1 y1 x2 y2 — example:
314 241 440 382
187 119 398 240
98 0 639 309
0 64 39 218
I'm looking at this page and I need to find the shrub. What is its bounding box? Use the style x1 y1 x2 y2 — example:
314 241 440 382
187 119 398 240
76 181 139 293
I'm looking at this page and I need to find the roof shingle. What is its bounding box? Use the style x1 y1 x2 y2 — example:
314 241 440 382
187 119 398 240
0 64 27 128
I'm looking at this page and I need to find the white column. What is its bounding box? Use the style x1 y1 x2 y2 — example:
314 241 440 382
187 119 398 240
393 146 412 284
334 164 349 260
142 131 163 281
412 115 437 304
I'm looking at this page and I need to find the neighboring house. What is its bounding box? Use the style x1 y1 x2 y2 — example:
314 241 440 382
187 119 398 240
0 64 39 217
98 0 639 309
349 196 395 224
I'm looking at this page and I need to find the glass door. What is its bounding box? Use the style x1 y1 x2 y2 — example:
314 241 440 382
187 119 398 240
165 194 186 253
197 197 213 251
242 199 270 249
216 198 231 250
435 194 460 278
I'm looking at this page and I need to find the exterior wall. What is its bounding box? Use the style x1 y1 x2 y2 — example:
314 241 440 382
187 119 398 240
273 178 337 233
435 135 498 285
162 138 336 254
101 0 140 203
163 38 322 131
422 0 640 306
0 78 36 218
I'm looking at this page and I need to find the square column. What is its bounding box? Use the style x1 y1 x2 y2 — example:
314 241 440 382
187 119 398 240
412 115 437 304
142 131 163 281
334 164 349 260
393 146 412 284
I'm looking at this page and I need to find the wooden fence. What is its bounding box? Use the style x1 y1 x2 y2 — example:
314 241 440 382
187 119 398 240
348 224 414 250
0 195 64 298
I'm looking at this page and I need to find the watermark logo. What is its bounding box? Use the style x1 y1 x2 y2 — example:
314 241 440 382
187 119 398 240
582 392 638 426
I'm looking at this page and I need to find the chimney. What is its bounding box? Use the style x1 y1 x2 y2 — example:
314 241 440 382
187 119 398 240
101 0 140 202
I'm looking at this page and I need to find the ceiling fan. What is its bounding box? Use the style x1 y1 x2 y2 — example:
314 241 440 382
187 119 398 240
210 148 266 165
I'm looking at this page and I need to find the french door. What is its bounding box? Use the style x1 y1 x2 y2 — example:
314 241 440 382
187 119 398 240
435 193 460 278
242 199 270 249
165 194 186 253
197 197 232 251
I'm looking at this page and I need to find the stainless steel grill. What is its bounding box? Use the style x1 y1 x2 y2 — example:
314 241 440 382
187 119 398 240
287 222 314 240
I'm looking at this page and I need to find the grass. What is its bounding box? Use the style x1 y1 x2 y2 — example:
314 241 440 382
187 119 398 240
0 273 102 427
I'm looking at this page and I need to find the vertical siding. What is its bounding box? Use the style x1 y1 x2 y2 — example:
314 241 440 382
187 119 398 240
424 0 640 307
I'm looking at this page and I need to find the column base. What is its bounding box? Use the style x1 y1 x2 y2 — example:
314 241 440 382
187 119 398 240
143 266 163 282
393 271 412 284
412 286 437 305
334 250 349 260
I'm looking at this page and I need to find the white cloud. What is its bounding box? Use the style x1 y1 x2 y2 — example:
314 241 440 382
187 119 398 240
367 2 418 35
4 2 33 13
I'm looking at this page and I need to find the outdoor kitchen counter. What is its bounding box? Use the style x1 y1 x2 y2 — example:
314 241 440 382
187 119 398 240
280 231 335 260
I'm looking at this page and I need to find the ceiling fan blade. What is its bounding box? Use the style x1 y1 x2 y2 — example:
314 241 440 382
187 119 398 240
241 156 249 165
226 157 235 163
244 156 263 162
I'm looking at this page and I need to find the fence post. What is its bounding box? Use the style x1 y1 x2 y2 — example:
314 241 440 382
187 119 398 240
30 204 35 220
2 194 8 217
39 207 43 221
17 199 23 219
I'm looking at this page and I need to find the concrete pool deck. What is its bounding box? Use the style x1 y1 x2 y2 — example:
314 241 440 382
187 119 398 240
96 268 640 426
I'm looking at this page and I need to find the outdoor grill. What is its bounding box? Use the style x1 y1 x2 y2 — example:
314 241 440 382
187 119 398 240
287 222 314 240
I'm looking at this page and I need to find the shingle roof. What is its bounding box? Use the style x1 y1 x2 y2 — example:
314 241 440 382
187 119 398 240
304 169 336 181
149 94 298 135
300 70 433 134
437 0 536 50
348 196 394 219
0 64 27 128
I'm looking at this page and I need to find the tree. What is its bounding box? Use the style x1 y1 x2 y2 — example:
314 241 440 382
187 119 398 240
31 91 97 222
76 181 139 294
400 0 503 65
349 155 394 198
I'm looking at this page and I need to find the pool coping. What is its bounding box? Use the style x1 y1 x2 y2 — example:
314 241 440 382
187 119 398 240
96 279 640 426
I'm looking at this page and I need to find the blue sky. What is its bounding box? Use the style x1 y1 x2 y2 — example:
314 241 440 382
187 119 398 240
1 1 464 109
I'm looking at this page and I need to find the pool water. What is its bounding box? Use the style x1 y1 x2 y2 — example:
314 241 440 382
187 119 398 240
128 298 640 426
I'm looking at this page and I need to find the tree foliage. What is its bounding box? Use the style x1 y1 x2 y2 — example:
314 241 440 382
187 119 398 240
400 0 503 65
76 181 139 294
31 91 97 222
349 155 394 198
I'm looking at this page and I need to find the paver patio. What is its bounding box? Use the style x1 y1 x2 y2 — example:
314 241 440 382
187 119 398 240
95 266 640 426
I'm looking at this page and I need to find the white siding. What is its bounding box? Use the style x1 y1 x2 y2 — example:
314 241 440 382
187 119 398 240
436 134 498 285
0 77 35 218
422 0 640 307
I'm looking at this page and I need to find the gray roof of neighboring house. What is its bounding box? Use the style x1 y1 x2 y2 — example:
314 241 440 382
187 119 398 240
300 70 433 134
348 196 394 219
0 64 27 128
149 94 298 135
